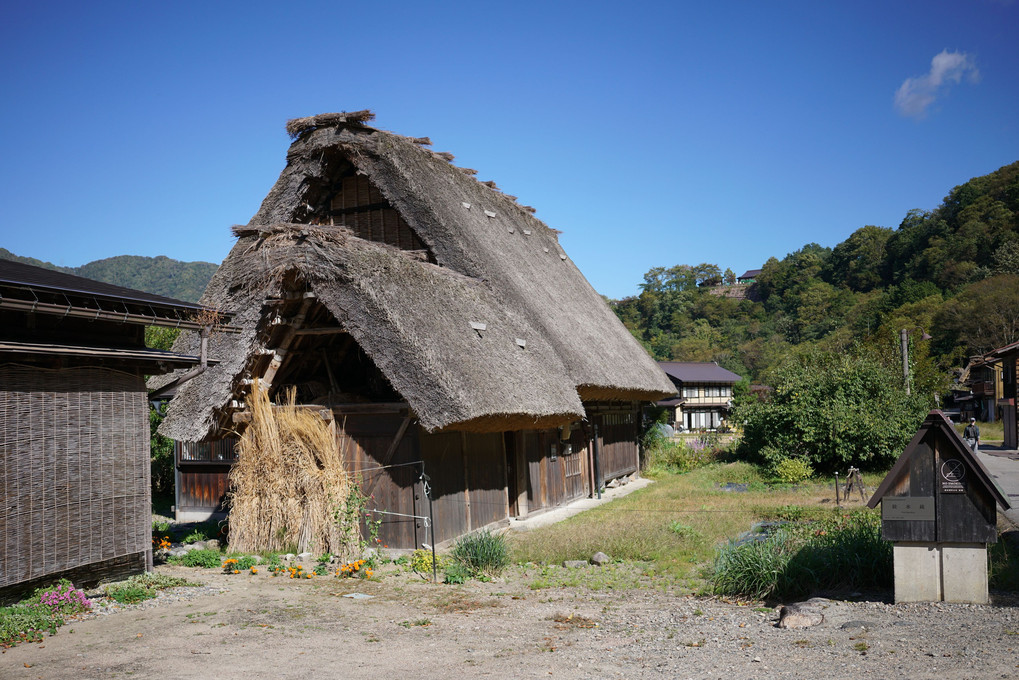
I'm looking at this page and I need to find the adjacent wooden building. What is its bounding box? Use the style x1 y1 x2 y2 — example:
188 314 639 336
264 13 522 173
154 111 674 548
0 260 226 602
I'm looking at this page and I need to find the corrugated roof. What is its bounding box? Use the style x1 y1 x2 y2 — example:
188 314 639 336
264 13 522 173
658 362 742 384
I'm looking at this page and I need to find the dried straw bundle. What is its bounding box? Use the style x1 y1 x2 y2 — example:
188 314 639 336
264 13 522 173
227 382 356 556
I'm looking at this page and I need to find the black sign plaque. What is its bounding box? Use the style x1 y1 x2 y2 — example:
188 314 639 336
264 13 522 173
940 458 966 493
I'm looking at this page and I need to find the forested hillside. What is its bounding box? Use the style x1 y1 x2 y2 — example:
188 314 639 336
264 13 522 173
613 161 1019 384
0 249 218 303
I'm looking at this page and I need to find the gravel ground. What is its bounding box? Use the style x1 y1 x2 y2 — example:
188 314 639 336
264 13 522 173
4 563 1019 679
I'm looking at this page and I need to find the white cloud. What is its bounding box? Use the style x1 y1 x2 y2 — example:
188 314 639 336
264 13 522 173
894 50 980 118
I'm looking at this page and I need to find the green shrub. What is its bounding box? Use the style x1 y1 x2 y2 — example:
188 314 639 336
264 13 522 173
732 346 930 472
451 529 509 577
182 520 220 544
643 439 718 476
772 458 813 484
409 549 451 574
170 548 222 568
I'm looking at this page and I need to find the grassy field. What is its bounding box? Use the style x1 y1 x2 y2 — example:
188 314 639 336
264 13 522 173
509 461 886 584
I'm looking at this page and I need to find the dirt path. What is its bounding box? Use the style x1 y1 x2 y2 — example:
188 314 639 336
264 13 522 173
4 564 1019 679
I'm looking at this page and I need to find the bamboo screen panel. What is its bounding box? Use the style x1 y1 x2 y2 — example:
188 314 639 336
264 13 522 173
0 365 150 589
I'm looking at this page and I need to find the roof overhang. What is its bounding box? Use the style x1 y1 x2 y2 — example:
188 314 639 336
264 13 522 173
0 341 211 371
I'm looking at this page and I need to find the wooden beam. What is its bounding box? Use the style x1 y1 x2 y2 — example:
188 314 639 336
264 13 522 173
330 402 410 415
259 295 315 390
293 327 347 336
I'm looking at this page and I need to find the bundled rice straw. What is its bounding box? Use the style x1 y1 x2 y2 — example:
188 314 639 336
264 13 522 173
227 381 357 556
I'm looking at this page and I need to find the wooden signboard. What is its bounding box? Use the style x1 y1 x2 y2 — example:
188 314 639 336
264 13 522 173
868 410 1011 545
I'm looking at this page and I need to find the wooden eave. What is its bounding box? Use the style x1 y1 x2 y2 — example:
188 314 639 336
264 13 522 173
0 340 209 371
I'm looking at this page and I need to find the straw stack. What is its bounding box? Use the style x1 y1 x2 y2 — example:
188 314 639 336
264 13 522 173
227 382 356 556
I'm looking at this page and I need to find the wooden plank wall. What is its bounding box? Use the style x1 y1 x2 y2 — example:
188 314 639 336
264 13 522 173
175 464 232 513
174 440 237 513
341 414 423 550
598 411 639 480
464 432 509 532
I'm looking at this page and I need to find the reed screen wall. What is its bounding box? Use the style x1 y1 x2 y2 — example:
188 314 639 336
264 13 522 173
0 365 150 591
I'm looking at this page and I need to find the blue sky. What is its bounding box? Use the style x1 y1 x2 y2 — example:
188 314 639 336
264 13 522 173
1 1 1017 299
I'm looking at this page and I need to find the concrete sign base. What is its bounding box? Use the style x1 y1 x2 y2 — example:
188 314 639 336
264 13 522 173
893 542 988 604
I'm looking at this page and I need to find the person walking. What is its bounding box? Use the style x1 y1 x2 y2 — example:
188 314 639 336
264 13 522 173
964 417 981 452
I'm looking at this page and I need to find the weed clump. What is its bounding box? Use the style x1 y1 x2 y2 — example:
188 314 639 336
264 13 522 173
451 529 509 578
170 548 222 569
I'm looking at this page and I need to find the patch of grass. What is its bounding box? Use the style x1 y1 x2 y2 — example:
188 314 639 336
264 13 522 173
524 563 651 591
990 532 1019 591
511 462 837 580
954 420 1004 442
710 510 891 600
643 439 724 476
169 548 222 568
106 583 158 604
0 604 59 646
105 572 198 604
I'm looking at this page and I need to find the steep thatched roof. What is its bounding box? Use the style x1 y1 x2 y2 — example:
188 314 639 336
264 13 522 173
157 112 672 440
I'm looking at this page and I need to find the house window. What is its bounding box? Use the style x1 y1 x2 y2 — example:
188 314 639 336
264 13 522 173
705 385 721 398
683 385 699 398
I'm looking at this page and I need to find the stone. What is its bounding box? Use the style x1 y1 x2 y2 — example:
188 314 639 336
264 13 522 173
284 553 296 562
205 539 221 550
563 560 589 569
777 599 827 629
297 552 314 561
189 541 206 550
840 620 877 631
591 552 610 566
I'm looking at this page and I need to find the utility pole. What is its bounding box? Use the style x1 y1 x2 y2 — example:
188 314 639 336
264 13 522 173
901 328 911 396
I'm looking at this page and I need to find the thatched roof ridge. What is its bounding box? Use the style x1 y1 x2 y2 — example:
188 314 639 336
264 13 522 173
157 224 584 441
285 110 375 139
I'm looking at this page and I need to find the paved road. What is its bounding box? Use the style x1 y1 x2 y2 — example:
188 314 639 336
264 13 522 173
976 446 1019 526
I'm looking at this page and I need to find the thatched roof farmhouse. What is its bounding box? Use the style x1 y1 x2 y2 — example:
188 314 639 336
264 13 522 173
157 111 673 547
